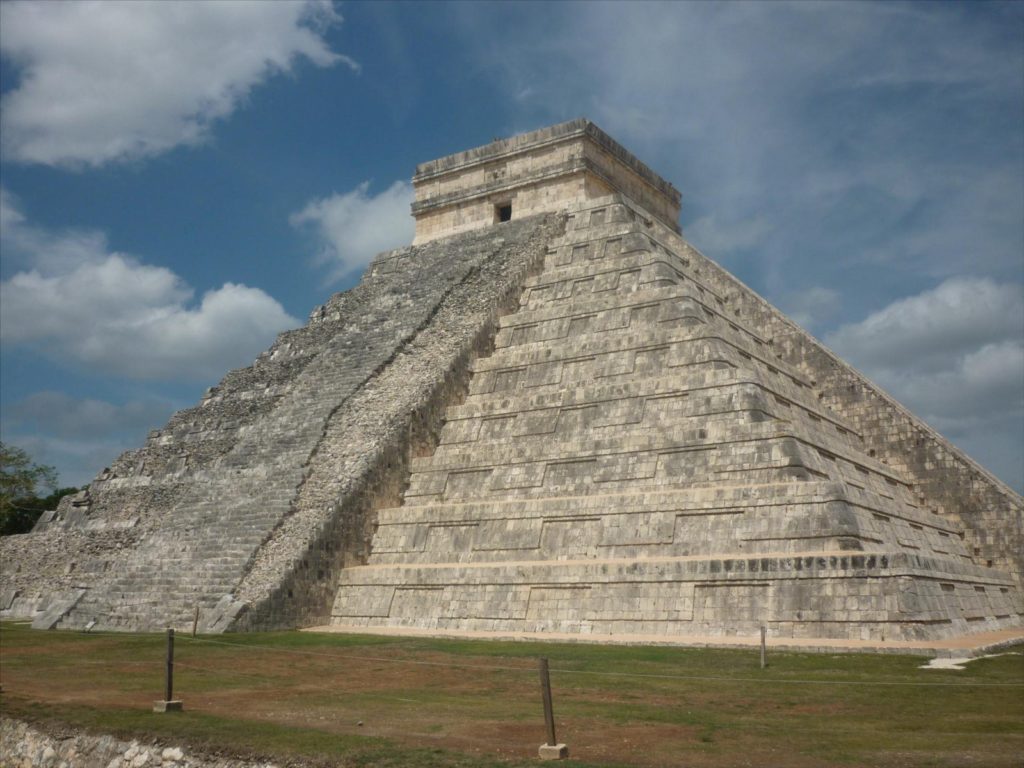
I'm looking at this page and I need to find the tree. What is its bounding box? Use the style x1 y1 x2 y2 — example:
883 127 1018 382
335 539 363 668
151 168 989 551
2 486 81 536
0 442 64 535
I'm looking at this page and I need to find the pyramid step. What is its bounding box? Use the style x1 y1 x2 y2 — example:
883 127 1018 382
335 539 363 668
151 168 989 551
381 481 948 530
331 550 1018 644
414 422 854 474
473 328 807 390
524 240 685 289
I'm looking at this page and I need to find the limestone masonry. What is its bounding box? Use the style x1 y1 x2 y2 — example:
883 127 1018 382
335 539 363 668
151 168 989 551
2 120 1021 646
412 119 681 244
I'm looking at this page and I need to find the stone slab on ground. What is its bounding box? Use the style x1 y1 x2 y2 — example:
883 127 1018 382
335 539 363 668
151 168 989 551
539 743 569 760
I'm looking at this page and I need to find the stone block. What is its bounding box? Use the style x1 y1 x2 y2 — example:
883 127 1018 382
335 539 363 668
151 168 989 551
538 743 569 760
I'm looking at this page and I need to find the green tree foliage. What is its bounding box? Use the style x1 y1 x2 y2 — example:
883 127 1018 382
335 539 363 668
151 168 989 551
0 442 76 535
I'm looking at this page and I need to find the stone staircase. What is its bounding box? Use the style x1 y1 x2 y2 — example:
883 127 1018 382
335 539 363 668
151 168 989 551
330 196 1021 642
48 217 559 632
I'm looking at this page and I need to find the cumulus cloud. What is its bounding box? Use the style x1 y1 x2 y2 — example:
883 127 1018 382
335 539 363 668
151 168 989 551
0 191 298 381
686 214 774 257
290 180 415 281
7 391 178 440
0 188 25 229
0 0 353 168
827 277 1023 374
778 286 842 330
827 277 1024 489
456 2 1023 286
1 189 111 273
1 391 184 487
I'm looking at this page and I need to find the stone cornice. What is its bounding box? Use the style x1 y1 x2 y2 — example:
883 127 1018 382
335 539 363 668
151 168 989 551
414 118 680 206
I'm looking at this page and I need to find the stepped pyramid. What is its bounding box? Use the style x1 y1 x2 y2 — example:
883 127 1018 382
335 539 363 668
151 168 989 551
2 120 1021 646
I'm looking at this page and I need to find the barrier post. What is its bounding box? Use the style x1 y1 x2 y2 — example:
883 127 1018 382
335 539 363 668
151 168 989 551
153 628 183 712
537 657 568 760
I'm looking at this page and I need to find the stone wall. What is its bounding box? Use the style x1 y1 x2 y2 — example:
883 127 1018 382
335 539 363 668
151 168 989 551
413 173 586 246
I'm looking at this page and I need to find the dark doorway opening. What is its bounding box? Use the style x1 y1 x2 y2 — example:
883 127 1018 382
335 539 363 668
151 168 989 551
496 203 512 222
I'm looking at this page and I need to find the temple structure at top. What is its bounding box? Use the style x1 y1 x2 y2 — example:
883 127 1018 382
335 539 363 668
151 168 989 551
411 119 681 243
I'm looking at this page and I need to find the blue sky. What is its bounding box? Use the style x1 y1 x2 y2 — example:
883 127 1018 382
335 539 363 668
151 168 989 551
1 0 1021 493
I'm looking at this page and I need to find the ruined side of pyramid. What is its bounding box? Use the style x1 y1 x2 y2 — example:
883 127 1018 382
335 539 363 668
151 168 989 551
3 119 1021 646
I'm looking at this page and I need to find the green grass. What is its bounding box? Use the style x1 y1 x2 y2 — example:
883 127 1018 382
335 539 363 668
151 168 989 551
2 621 1022 768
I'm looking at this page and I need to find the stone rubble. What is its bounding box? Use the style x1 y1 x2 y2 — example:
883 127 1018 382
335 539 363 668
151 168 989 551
0 719 279 768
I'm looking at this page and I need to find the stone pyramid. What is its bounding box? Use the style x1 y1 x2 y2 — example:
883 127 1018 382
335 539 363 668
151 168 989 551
3 120 1021 646
330 208 1018 642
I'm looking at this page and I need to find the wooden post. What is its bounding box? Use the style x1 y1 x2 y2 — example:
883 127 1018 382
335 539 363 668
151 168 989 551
760 625 767 669
539 657 557 746
165 627 175 701
153 627 183 712
537 658 567 760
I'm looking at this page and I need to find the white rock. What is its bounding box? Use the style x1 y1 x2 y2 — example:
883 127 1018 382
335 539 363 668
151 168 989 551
161 746 184 762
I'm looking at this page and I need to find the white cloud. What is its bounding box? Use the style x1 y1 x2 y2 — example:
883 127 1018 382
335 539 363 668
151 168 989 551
827 278 1024 489
686 214 774 256
1 189 111 273
0 191 298 381
0 188 25 229
6 391 178 440
457 2 1023 291
0 0 353 168
1 391 183 487
826 277 1023 373
778 286 842 330
290 180 415 281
